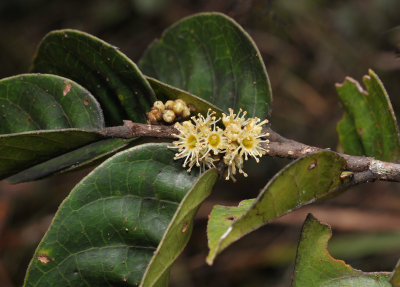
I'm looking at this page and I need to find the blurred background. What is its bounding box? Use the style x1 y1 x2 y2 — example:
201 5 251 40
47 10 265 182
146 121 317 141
1 0 400 286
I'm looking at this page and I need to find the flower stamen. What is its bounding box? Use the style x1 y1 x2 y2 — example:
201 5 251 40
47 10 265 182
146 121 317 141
172 107 270 181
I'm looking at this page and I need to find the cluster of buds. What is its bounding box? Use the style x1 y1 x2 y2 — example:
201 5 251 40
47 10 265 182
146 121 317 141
147 99 192 124
171 108 270 181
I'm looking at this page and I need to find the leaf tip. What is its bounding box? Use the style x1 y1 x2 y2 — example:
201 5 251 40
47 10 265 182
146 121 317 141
205 255 215 266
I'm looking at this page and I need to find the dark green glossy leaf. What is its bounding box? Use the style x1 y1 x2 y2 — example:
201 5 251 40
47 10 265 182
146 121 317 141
0 130 103 180
7 138 136 183
0 73 107 180
336 69 400 161
0 74 104 133
32 29 156 125
206 151 346 265
292 214 391 287
24 143 218 287
139 12 272 118
147 77 224 118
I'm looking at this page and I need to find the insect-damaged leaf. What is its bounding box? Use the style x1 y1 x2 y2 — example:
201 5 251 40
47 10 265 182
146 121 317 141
206 151 347 265
0 74 105 180
336 69 400 162
0 74 104 133
32 29 156 126
292 214 391 287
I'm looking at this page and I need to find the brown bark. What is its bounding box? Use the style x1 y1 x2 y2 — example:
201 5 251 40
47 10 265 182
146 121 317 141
99 121 400 183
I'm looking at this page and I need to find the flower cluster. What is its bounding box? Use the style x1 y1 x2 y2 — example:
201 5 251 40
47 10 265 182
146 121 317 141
171 108 270 181
147 99 192 124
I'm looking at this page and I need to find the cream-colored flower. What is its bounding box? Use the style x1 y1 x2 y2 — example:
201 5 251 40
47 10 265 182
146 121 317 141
202 117 227 155
192 109 215 135
200 151 218 171
172 121 202 171
172 107 270 181
236 118 269 162
222 108 247 127
222 108 248 143
244 117 269 134
223 149 247 181
238 131 265 162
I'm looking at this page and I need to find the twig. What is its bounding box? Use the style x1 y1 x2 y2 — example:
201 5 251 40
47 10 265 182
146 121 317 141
265 127 400 182
99 120 400 182
100 120 177 139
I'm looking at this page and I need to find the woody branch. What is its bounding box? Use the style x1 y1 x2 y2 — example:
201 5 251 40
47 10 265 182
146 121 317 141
100 120 400 183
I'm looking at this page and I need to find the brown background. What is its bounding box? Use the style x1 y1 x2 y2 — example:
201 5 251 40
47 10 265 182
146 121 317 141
1 0 400 286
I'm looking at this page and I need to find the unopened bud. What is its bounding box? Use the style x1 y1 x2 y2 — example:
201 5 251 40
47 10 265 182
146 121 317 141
147 111 158 124
175 99 186 105
163 110 176 123
182 107 191 118
165 100 174 110
153 101 164 111
173 100 185 115
151 107 162 121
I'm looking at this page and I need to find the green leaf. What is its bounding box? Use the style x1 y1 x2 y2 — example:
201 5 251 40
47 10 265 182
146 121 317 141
32 29 156 126
336 69 400 161
337 113 364 156
0 130 103 180
0 73 108 180
147 77 224 117
329 232 400 261
292 214 391 287
6 138 135 183
0 74 104 133
206 199 254 261
139 12 272 118
24 143 218 287
206 151 347 265
391 259 400 286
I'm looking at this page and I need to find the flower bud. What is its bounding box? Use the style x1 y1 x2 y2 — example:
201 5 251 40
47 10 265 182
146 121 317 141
151 107 162 121
173 100 185 115
163 110 176 123
175 99 186 105
146 111 158 124
153 101 164 112
165 100 175 110
182 106 191 118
